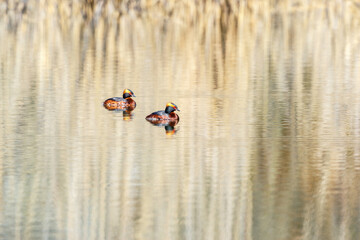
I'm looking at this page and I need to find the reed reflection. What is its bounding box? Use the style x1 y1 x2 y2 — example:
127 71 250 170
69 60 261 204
1 4 360 239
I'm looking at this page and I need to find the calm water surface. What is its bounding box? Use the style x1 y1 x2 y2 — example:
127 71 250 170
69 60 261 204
1 13 360 240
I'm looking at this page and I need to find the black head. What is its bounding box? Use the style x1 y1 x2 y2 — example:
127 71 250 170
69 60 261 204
123 89 136 99
165 102 180 114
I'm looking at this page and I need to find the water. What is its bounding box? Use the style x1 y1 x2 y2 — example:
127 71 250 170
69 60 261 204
1 13 360 240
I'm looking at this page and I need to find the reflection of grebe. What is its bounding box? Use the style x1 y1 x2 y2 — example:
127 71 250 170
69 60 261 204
103 89 136 111
145 102 180 121
146 119 179 136
164 125 178 136
122 110 134 121
104 107 135 121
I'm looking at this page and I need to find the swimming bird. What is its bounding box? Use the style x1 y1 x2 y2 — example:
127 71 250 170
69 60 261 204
145 102 180 122
103 89 136 111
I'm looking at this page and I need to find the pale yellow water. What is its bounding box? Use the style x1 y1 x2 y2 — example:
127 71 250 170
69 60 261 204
1 12 360 240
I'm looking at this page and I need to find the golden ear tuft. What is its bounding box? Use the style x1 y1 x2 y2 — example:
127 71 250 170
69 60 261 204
166 102 175 108
123 89 131 94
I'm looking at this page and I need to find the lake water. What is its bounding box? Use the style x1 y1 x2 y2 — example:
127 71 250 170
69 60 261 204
1 12 360 240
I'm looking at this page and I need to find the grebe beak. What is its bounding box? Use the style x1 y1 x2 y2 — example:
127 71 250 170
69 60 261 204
176 108 180 111
132 94 136 97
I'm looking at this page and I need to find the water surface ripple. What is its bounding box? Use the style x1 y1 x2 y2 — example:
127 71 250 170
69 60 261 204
1 14 360 240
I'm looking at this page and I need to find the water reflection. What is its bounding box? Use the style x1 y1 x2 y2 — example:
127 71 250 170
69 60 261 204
103 104 136 121
146 119 180 136
122 110 134 121
1 8 360 240
164 125 178 136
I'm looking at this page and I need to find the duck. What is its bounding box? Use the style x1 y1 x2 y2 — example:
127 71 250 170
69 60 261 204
145 102 180 122
103 89 136 111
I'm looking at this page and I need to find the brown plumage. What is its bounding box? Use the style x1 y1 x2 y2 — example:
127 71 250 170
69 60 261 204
145 102 180 122
103 89 136 111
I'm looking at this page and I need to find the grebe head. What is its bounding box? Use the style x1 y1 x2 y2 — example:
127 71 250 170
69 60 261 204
165 102 180 114
123 89 136 99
